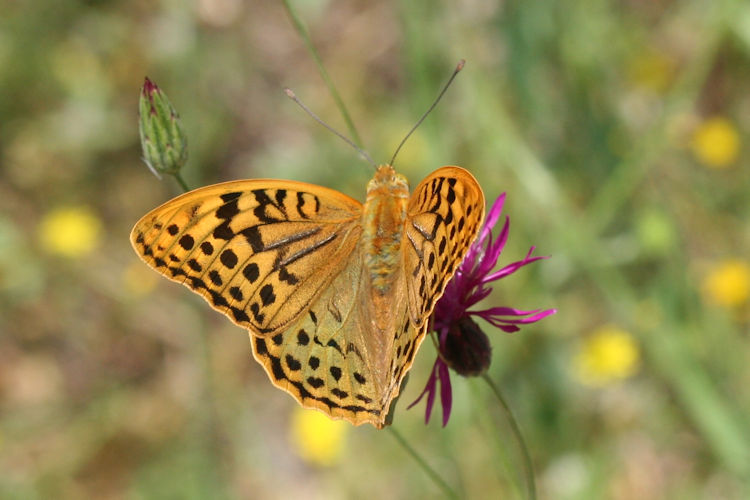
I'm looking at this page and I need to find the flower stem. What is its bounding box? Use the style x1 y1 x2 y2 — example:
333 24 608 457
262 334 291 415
481 373 536 500
280 0 364 148
387 427 459 499
174 172 190 193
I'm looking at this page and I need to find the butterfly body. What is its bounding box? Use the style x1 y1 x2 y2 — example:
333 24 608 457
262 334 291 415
132 164 484 428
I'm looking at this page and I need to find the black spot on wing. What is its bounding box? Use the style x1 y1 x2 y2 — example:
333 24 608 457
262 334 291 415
220 192 242 202
216 200 239 220
278 267 299 285
179 234 194 250
220 249 238 268
241 226 264 252
307 377 324 389
332 388 348 399
229 286 243 301
297 329 309 345
260 284 275 306
213 221 234 240
231 307 249 322
285 354 301 371
209 290 229 307
201 241 214 255
209 270 222 286
326 338 343 355
243 263 260 283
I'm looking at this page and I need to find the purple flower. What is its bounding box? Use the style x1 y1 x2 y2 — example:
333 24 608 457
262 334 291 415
409 194 556 426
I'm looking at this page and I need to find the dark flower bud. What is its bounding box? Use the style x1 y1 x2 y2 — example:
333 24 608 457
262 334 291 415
442 316 492 376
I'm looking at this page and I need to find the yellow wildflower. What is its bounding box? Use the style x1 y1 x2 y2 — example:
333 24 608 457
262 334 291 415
702 259 750 308
38 206 102 258
691 117 740 168
574 325 640 386
289 406 349 467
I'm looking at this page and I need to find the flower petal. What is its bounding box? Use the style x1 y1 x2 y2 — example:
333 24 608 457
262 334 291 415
473 308 557 328
480 193 506 242
482 247 548 283
438 360 453 427
407 360 439 424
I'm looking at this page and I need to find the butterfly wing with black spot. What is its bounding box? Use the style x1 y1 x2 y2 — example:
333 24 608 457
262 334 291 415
249 242 428 429
130 179 363 336
403 166 485 327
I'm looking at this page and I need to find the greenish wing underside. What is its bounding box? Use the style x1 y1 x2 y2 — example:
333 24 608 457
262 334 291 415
249 246 428 428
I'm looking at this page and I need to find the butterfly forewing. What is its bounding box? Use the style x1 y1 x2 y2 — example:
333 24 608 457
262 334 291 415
403 166 485 327
131 179 362 335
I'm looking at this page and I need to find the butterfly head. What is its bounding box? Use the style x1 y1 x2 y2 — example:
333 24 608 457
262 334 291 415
366 165 410 200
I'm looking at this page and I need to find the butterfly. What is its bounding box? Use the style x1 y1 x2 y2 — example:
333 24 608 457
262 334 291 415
131 164 484 428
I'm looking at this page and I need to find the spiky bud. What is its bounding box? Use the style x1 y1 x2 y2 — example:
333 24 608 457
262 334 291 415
138 77 188 178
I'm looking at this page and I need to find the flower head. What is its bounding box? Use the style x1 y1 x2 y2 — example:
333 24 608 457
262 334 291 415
409 194 556 426
289 406 349 467
702 258 750 308
38 206 102 258
691 116 740 169
573 324 640 386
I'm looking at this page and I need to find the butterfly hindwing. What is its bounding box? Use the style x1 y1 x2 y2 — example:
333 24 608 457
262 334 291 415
403 166 485 327
250 244 429 428
131 179 363 336
250 248 380 425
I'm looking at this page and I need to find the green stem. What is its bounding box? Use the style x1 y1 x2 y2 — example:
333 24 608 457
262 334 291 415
481 373 536 500
280 0 364 148
174 172 190 193
387 427 460 499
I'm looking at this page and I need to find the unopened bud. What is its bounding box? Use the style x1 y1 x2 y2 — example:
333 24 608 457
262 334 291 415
138 77 188 178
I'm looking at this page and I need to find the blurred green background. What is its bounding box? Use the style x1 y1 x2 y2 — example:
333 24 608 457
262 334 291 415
2 0 749 498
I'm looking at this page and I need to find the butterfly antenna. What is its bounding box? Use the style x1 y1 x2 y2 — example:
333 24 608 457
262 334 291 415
389 59 465 167
284 88 377 168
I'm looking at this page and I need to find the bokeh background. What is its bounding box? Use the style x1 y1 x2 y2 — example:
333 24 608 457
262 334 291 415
2 0 749 498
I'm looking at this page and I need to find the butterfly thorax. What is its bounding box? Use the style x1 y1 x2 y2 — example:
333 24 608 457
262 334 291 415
362 165 410 296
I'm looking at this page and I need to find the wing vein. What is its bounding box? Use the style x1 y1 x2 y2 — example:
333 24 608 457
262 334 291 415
278 231 338 267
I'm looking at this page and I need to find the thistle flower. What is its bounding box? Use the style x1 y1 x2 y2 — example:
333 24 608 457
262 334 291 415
410 194 556 426
138 77 188 180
